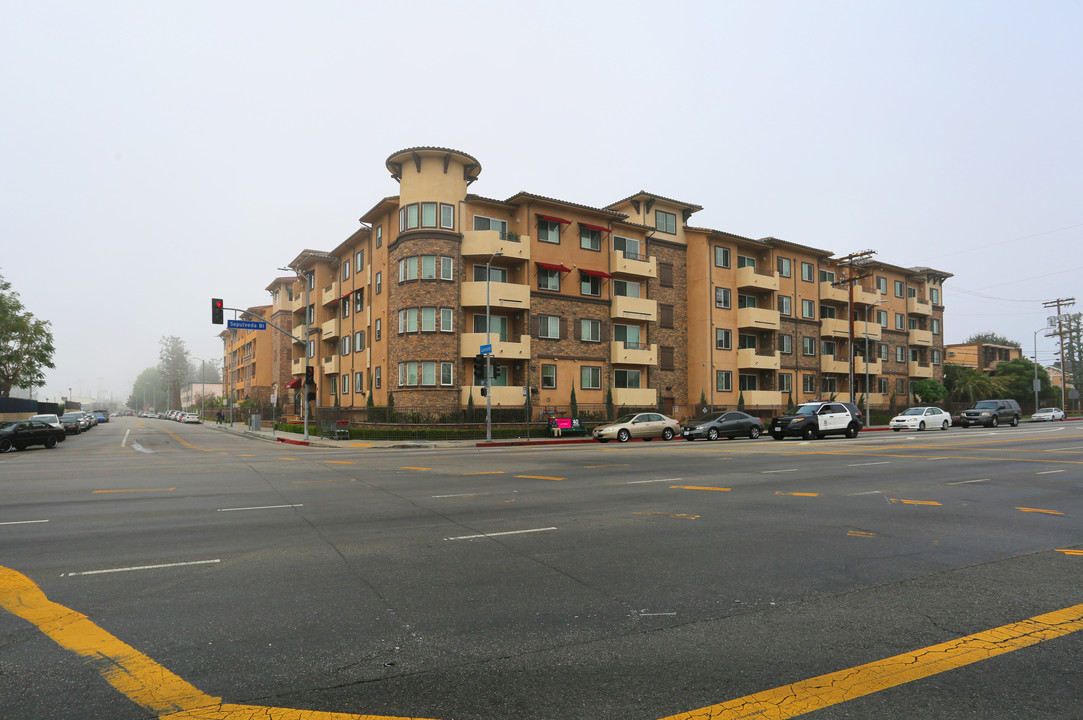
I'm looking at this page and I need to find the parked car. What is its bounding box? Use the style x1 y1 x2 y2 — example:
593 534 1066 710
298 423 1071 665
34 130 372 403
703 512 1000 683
28 414 66 441
93 410 109 423
0 420 66 452
1031 407 1066 422
889 406 951 432
681 411 764 441
770 401 864 440
592 412 681 443
58 415 82 435
61 411 90 430
959 399 1022 428
182 412 201 423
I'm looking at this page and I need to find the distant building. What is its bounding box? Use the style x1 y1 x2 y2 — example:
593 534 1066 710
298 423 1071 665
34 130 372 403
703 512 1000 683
181 382 223 408
944 342 1021 373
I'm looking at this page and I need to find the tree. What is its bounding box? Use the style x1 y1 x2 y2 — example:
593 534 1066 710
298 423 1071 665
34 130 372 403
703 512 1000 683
942 363 1004 405
569 387 578 418
158 336 190 410
126 367 164 410
911 379 948 404
605 387 614 419
0 272 56 396
965 332 1020 348
992 357 1053 404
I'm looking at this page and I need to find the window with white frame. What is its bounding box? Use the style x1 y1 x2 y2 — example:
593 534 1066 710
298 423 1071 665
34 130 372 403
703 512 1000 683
613 279 640 297
441 361 453 385
932 349 941 365
538 315 559 339
538 267 560 291
878 343 888 360
375 226 382 248
421 202 437 228
822 376 837 393
374 318 381 341
355 250 364 272
738 333 757 350
895 280 905 297
803 374 816 393
375 272 382 294
801 299 815 318
714 246 730 268
581 274 602 297
779 295 792 315
877 309 888 326
716 370 732 392
715 287 731 309
801 262 815 282
341 337 351 356
342 261 350 281
613 235 640 259
738 294 757 309
441 256 454 280
538 219 561 243
441 308 453 332
739 374 758 391
655 210 676 234
398 308 418 333
896 346 906 362
341 299 350 319
614 369 641 388
803 337 816 355
876 276 888 294
821 340 836 356
580 226 601 251
779 373 792 393
473 314 508 341
777 257 791 277
341 374 349 394
374 366 381 388
931 318 941 335
421 255 437 280
355 371 364 393
473 215 508 235
820 304 836 319
328 375 337 395
819 269 835 283
779 334 793 354
581 366 601 390
895 313 906 330
581 319 601 342
541 364 556 388
420 361 437 386
930 287 940 304
421 307 436 332
474 264 507 283
354 290 363 312
440 203 454 230
879 377 889 394
716 328 732 350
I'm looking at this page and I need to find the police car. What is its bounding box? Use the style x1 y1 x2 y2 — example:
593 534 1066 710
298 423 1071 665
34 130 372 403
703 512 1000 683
769 401 864 440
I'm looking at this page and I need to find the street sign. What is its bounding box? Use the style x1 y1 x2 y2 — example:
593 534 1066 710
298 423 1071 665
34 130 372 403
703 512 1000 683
480 343 493 354
228 320 267 330
1048 314 1071 329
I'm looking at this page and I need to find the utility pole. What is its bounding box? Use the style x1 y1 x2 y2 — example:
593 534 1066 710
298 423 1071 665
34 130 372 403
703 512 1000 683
832 250 876 403
1044 297 1076 409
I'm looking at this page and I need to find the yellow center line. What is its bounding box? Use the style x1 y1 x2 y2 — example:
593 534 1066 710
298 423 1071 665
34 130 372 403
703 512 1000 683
671 485 732 492
0 565 442 720
890 499 942 506
159 426 209 452
324 460 353 465
401 466 431 470
455 471 505 475
585 464 630 468
1056 549 1083 555
1016 507 1064 515
516 475 564 481
92 488 176 494
775 492 819 497
658 603 1083 720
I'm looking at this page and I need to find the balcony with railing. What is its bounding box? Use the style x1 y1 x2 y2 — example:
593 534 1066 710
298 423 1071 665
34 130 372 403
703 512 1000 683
909 328 933 346
736 306 780 330
853 286 882 306
854 356 881 375
736 265 779 292
459 333 531 359
737 348 781 370
321 318 340 340
322 355 339 375
460 281 531 310
611 387 657 407
820 356 849 374
611 295 657 322
820 281 849 304
610 340 658 366
609 249 657 279
907 296 933 315
291 357 305 374
821 318 849 337
909 360 933 378
461 230 531 260
321 281 340 306
738 390 784 407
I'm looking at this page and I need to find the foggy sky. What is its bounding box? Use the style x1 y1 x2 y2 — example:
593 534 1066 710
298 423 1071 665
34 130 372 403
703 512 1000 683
2 1 1080 404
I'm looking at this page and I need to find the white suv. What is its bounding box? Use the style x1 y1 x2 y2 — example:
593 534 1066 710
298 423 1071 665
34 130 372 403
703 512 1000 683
769 401 864 440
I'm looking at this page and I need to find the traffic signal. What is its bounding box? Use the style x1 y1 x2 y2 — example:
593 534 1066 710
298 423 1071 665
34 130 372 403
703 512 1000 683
305 365 315 386
473 354 486 383
211 298 224 325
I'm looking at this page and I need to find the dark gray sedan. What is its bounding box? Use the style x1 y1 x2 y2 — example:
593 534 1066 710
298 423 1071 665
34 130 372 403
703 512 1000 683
681 411 764 441
0 420 66 452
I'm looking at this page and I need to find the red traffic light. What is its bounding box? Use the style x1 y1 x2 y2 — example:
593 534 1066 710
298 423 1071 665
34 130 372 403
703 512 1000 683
211 298 224 324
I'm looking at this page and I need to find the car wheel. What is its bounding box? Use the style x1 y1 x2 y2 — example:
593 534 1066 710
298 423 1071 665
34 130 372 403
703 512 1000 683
845 423 860 439
990 416 998 428
941 420 949 430
662 428 675 441
44 436 58 449
617 429 630 443
960 420 968 428
1010 416 1019 427
748 426 761 439
771 432 785 441
918 421 926 431
0 439 11 453
893 428 901 432
707 428 719 441
801 426 816 441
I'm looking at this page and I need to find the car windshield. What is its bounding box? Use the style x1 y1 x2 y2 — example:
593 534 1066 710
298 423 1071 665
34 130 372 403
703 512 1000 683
612 414 637 424
902 408 925 416
1037 408 1056 413
973 401 998 409
795 405 820 416
692 412 725 423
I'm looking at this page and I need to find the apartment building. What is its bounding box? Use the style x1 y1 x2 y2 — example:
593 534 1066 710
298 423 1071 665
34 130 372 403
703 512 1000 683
220 304 274 405
251 146 949 418
944 342 1022 372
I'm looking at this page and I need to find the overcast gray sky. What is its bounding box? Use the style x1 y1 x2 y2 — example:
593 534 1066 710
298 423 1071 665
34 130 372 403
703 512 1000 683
3 1 1080 405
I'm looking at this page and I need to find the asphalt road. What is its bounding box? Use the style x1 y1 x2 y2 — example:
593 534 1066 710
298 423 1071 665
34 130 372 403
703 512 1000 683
2 417 1081 719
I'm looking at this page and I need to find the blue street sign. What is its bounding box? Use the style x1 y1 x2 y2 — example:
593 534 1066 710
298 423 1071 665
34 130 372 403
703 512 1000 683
228 320 267 330
480 343 493 354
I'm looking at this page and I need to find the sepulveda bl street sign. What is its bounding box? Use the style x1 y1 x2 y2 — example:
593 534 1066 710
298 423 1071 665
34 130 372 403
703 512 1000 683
227 319 267 330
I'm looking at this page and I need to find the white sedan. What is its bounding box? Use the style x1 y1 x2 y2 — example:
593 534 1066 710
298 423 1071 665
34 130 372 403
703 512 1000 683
889 406 951 431
1031 407 1066 421
181 413 202 424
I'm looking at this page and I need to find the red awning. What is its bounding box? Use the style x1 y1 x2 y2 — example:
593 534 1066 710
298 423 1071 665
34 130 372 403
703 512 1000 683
579 268 612 279
536 261 571 273
341 291 353 300
284 378 302 389
537 213 571 225
579 222 610 234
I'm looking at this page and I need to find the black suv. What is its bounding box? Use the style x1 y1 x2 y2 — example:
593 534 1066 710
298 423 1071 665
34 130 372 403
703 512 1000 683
959 399 1021 428
770 401 864 440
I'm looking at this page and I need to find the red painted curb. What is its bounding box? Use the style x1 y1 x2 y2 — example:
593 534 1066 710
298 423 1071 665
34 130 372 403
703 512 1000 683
275 437 311 446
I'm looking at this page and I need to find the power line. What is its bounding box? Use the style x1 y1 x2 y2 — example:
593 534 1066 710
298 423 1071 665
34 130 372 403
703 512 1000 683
929 222 1083 261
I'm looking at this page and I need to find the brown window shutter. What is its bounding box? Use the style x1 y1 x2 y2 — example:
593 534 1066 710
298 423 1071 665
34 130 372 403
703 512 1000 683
600 321 610 342
660 304 674 329
660 346 674 370
659 263 674 288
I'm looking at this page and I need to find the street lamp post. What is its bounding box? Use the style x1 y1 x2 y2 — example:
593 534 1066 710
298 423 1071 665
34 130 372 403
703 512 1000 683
485 250 503 443
1034 327 1046 415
